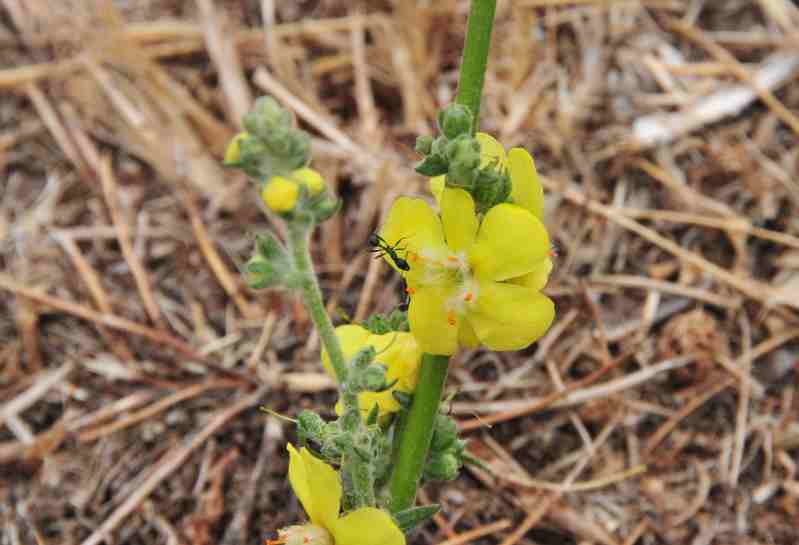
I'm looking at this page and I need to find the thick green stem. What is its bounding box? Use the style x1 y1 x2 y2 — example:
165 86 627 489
388 0 496 516
388 354 449 512
456 0 497 133
287 220 348 384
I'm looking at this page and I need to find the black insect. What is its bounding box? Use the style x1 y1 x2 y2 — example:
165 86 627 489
368 233 410 271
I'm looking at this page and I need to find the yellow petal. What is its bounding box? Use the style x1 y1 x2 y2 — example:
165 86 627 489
357 390 400 415
224 131 248 164
430 175 445 206
321 325 370 379
511 257 553 291
469 204 550 282
380 197 446 276
368 332 422 390
458 317 480 349
330 508 405 545
468 282 555 351
287 445 342 529
476 132 506 168
408 285 459 355
508 147 545 221
441 188 478 253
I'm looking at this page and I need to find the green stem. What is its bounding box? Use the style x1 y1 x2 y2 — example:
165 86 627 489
456 0 497 133
287 220 348 384
388 354 449 512
388 0 496 515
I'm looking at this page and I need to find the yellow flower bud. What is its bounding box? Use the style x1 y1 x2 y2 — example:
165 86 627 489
291 167 325 196
224 132 248 165
262 177 299 212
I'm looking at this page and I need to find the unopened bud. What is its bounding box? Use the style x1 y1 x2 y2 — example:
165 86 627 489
437 103 473 139
424 452 461 482
415 135 434 155
362 365 388 392
262 177 299 212
291 167 325 196
431 413 458 452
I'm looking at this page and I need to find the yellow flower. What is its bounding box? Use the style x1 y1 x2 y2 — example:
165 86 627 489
322 325 421 417
262 176 300 212
283 445 405 545
430 132 553 305
380 189 554 355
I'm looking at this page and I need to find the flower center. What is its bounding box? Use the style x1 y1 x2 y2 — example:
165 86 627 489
407 248 478 327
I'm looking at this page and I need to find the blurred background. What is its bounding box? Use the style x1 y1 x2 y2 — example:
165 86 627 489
1 1 798 544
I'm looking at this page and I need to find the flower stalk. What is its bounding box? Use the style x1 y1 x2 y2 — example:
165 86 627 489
387 0 497 514
456 0 497 134
287 219 348 385
388 354 449 512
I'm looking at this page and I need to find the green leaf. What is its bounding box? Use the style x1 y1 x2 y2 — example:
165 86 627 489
394 505 440 533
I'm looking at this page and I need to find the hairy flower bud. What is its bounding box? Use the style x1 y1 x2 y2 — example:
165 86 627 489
430 413 458 453
362 364 388 392
437 103 473 139
291 167 326 196
262 177 299 212
424 452 460 482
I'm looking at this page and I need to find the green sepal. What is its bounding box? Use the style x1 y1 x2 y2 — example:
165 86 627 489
311 196 342 223
361 309 409 334
366 403 380 426
415 154 449 177
245 232 296 290
462 451 491 473
392 391 413 411
394 505 441 533
430 413 458 453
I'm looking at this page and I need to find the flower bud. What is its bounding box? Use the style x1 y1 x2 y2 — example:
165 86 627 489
262 177 299 212
297 410 325 439
424 452 461 482
291 167 325 196
244 254 276 289
415 135 434 155
437 103 473 139
362 364 388 392
430 413 458 452
224 131 248 165
271 524 332 545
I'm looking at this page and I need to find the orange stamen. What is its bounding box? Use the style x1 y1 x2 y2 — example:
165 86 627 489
447 311 456 326
406 286 416 295
464 292 473 302
266 539 285 545
409 252 420 262
447 255 458 262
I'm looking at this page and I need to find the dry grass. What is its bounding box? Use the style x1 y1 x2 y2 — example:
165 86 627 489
1 1 798 544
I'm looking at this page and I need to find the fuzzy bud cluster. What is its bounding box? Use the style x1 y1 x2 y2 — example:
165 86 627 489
225 96 339 220
423 413 466 482
414 103 511 212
